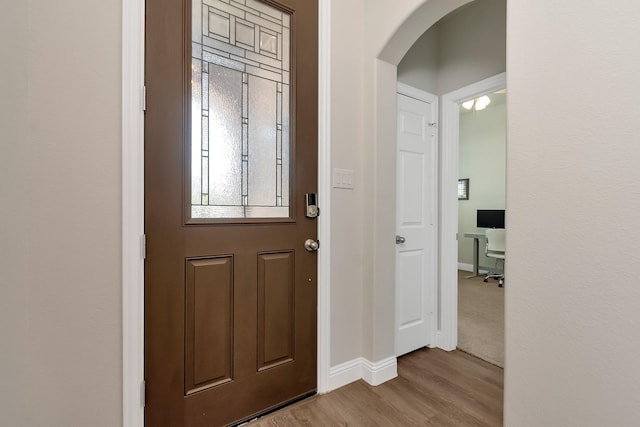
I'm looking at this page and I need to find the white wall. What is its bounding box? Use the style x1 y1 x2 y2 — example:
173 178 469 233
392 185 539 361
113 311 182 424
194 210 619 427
0 3 28 425
458 103 506 267
397 29 439 94
329 0 365 365
397 0 506 96
505 0 640 424
437 0 506 94
0 1 122 425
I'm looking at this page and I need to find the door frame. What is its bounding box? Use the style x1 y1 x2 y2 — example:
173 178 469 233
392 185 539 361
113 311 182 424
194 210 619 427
439 72 506 350
121 0 332 425
395 83 438 355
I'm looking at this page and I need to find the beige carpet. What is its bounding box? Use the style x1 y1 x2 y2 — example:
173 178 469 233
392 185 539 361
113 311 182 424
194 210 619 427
457 270 504 367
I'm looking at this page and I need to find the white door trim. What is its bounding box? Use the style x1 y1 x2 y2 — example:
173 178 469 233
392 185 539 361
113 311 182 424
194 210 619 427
438 72 506 351
397 82 435 103
316 0 332 395
395 83 438 355
122 0 145 424
122 0 332 425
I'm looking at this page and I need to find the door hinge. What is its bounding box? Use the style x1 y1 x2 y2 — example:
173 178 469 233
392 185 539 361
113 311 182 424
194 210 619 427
141 234 146 260
428 122 437 127
142 85 147 112
141 380 146 407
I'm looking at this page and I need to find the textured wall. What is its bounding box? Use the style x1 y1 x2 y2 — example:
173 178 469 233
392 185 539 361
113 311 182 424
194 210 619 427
1 1 122 425
437 0 506 94
397 0 506 96
329 0 366 366
0 2 29 424
397 27 440 95
505 0 640 424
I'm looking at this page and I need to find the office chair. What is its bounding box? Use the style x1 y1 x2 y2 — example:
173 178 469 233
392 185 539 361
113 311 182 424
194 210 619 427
484 228 505 287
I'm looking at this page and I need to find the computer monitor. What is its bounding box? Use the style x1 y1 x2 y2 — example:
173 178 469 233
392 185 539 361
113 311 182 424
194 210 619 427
477 209 505 229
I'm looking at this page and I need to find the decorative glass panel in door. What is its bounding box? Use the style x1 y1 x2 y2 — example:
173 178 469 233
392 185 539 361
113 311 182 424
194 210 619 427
191 0 291 219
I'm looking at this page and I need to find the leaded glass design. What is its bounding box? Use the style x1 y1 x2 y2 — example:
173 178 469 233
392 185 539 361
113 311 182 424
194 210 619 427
191 0 291 219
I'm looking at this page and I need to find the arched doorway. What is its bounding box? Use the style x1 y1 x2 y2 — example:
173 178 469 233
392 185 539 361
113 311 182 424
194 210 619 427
359 0 508 376
366 0 475 363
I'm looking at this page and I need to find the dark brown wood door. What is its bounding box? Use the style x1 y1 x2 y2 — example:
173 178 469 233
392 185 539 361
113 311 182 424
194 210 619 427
144 0 318 425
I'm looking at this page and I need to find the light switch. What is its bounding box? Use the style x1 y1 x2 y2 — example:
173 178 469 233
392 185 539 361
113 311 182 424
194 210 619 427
333 168 354 189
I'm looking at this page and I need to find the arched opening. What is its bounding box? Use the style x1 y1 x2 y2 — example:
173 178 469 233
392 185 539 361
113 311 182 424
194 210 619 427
367 0 473 364
369 0 505 363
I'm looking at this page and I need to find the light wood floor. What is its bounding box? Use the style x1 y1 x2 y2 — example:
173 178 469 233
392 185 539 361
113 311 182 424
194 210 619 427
246 348 503 426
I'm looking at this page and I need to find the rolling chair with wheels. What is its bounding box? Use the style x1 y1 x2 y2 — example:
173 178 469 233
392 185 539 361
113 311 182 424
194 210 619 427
483 228 505 287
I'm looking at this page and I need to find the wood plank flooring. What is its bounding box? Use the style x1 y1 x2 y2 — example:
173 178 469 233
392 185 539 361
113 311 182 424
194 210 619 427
245 348 503 426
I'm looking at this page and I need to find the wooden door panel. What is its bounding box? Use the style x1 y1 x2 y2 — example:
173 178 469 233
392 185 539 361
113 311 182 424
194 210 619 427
258 251 295 370
185 256 234 394
145 0 317 424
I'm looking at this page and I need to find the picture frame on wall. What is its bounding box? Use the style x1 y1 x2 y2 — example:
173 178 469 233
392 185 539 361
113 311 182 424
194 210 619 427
458 178 469 200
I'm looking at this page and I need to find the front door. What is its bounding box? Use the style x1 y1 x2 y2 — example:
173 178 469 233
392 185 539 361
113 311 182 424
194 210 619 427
395 88 436 356
145 0 318 425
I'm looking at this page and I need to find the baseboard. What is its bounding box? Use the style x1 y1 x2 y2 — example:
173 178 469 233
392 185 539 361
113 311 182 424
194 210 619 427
361 356 397 386
458 262 489 274
434 330 456 352
458 262 473 272
327 356 397 391
327 358 363 391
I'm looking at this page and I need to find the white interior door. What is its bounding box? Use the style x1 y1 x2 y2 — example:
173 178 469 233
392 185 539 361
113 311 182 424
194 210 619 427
395 87 437 356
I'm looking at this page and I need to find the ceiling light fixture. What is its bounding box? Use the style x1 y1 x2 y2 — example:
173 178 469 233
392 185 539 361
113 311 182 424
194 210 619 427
462 95 491 111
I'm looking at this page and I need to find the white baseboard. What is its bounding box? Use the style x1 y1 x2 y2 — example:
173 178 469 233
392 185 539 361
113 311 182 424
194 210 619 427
327 356 398 392
458 262 473 272
361 356 397 386
327 358 363 391
458 262 488 274
434 330 457 352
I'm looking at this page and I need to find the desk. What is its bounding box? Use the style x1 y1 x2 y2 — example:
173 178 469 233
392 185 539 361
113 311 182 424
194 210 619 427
463 232 485 278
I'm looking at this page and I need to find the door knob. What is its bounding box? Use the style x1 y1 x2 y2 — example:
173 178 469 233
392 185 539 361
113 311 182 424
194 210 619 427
396 235 406 244
304 239 319 252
